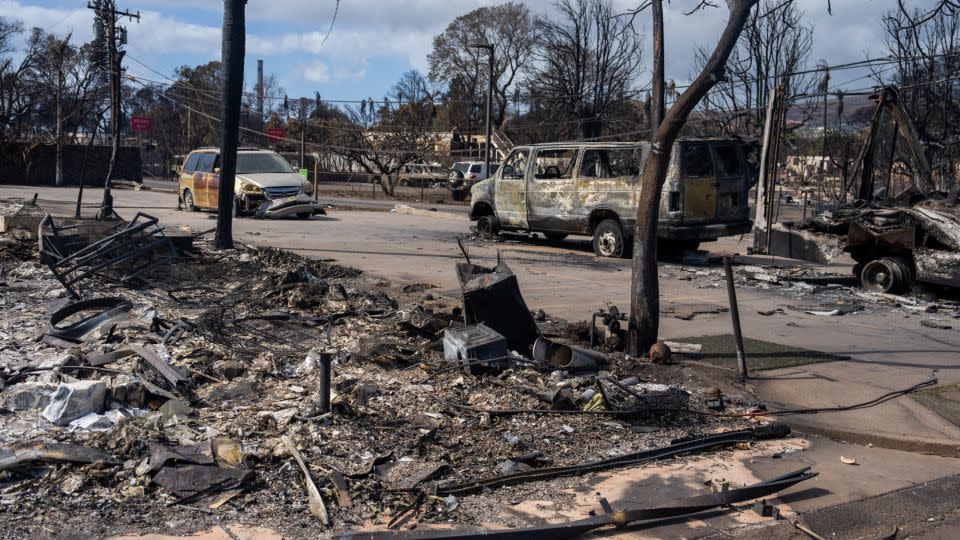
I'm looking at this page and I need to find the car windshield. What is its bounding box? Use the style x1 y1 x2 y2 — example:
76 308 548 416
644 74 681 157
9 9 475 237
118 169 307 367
453 163 469 172
236 153 295 174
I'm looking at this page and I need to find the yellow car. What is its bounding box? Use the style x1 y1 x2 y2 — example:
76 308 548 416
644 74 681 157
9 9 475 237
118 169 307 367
177 147 324 219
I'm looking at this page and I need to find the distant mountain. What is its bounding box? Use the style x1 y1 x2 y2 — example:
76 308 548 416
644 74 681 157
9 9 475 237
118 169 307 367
786 92 876 129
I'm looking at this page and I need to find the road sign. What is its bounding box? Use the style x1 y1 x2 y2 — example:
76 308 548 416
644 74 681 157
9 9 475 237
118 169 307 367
267 127 284 142
130 116 152 131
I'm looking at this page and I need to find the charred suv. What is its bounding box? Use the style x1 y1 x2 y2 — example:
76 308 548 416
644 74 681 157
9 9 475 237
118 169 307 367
469 140 757 257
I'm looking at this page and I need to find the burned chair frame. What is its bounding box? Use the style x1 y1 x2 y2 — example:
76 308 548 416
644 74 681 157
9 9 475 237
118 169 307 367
39 212 180 299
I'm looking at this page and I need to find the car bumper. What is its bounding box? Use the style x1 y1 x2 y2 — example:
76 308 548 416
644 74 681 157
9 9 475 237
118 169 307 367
658 220 753 241
255 194 327 219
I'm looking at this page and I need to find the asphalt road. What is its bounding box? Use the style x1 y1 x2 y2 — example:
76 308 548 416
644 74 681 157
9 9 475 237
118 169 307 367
142 177 470 215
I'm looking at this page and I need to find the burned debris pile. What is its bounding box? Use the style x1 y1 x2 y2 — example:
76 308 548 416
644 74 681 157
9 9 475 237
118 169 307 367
1 203 797 537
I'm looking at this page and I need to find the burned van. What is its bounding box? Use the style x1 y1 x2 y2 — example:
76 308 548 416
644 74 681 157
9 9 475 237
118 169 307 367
468 139 756 257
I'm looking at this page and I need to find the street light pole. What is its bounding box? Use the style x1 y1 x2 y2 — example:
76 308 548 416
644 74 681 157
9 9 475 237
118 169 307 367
471 44 494 181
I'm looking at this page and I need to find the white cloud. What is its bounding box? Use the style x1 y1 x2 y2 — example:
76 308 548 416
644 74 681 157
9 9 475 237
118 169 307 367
0 1 916 97
303 61 330 83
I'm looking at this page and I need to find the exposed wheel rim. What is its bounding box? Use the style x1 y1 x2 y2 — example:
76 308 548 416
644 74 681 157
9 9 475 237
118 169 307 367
597 230 620 257
183 191 194 210
862 259 900 293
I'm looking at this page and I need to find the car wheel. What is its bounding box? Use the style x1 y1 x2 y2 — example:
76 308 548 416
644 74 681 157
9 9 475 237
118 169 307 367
477 215 498 237
861 257 913 294
544 232 567 241
593 219 627 258
296 212 311 220
182 190 197 212
233 197 243 218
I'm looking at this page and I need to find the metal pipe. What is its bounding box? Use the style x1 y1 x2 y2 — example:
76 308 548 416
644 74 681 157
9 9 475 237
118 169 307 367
318 352 333 413
723 257 748 381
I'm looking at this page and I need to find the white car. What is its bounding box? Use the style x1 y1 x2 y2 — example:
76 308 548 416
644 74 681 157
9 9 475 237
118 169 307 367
449 161 500 185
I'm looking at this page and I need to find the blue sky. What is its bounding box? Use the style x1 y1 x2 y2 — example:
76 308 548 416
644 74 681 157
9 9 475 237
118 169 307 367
0 0 938 105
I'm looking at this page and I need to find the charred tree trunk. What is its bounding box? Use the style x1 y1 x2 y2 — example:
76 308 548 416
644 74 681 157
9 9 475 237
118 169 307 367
627 0 759 355
214 0 246 249
650 0 665 132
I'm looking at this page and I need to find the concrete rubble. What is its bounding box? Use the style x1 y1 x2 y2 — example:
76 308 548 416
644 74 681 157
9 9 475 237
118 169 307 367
41 380 107 426
0 202 809 537
6 197 953 538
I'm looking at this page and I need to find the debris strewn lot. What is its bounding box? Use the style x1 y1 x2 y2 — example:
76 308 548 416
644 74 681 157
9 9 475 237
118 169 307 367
0 201 806 537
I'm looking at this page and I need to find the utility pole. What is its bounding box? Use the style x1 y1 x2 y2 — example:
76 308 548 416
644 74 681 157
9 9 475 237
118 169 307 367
471 43 494 180
88 1 139 219
817 63 829 206
215 0 246 250
256 59 264 128
299 97 307 168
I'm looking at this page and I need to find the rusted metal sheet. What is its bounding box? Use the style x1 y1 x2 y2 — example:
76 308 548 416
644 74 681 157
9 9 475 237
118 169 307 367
847 222 915 250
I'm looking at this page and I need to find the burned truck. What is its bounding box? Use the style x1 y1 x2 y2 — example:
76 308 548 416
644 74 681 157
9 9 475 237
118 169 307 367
806 201 960 293
755 86 960 294
469 139 757 257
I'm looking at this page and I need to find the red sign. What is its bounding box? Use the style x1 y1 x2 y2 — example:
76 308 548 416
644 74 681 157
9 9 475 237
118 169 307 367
130 116 152 131
267 127 284 142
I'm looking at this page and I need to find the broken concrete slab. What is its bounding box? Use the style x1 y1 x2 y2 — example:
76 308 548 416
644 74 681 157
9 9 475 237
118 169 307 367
41 380 107 426
2 381 58 411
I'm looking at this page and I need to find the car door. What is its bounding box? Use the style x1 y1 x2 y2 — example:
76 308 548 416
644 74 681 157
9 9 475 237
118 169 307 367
576 146 643 231
711 141 747 222
208 154 221 208
179 153 201 200
192 153 215 208
494 149 530 229
526 147 580 232
680 141 717 223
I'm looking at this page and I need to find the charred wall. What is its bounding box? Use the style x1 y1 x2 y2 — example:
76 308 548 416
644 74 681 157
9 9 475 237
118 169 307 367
0 142 142 187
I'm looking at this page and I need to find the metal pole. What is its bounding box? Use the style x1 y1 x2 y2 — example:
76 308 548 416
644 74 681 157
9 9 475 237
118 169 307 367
256 59 264 125
484 47 493 180
472 43 494 181
214 0 246 249
723 257 748 381
318 352 333 413
885 121 899 198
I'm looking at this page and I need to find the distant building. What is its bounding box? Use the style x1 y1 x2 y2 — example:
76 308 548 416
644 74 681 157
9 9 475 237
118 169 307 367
784 155 837 178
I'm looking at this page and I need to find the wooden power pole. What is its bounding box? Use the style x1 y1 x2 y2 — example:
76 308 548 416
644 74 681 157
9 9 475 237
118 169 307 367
88 1 139 219
215 0 247 250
